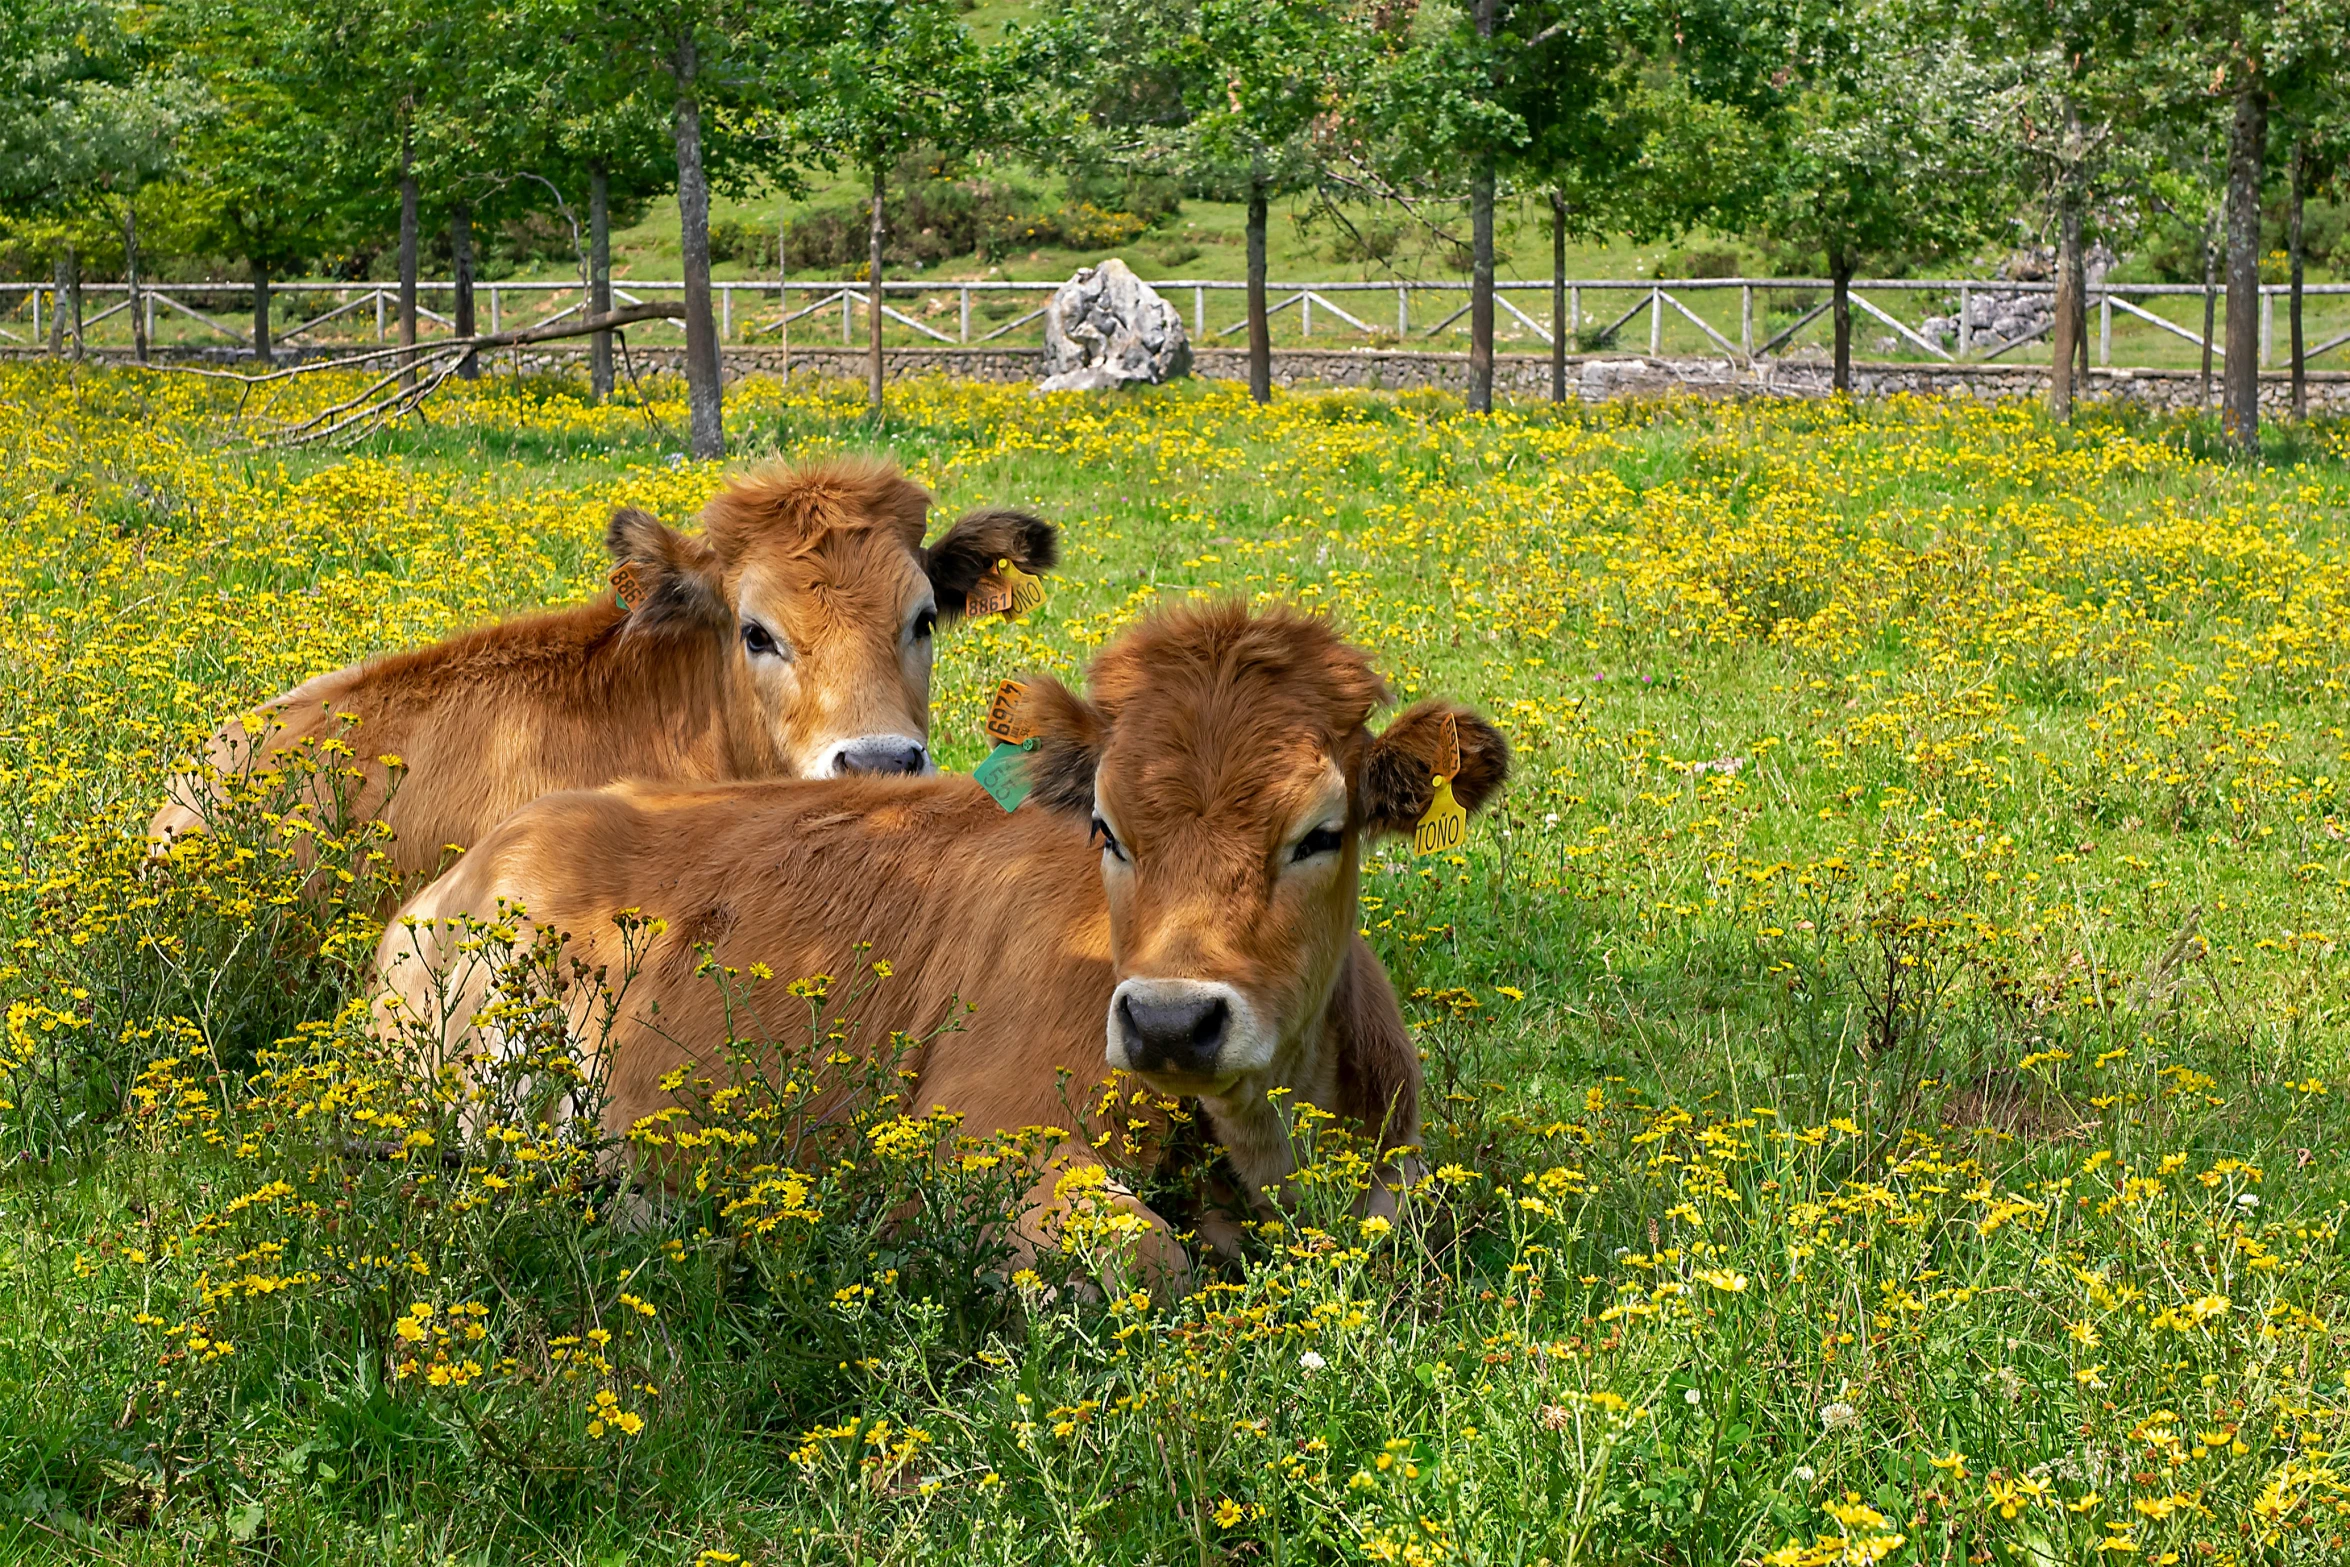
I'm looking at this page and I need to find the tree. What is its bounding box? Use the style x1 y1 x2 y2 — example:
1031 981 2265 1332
1073 0 1346 407
1744 0 1998 393
1945 0 2155 422
536 0 796 457
168 0 339 364
2148 0 2348 451
1512 3 1784 401
793 0 1017 414
0 0 198 363
1350 0 1525 412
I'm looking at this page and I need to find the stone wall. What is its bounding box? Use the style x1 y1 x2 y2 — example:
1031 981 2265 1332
12 340 2349 414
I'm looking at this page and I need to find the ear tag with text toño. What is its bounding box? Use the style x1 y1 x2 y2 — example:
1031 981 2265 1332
609 562 647 612
974 679 1037 812
1412 711 1467 857
967 557 1046 620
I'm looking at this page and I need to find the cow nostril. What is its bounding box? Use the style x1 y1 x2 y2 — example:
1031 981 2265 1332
1119 991 1230 1073
833 741 928 777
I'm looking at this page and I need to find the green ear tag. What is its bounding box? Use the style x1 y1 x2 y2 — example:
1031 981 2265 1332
973 737 1038 812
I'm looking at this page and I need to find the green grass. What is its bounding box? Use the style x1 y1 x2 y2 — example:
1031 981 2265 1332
4 368 2350 1562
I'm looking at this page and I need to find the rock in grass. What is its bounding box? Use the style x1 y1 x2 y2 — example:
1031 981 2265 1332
1039 258 1191 392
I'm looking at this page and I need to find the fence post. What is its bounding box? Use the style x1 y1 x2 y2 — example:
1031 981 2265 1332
842 289 851 343
30 287 38 341
1396 286 1407 337
2099 296 2109 367
488 286 500 334
2260 287 2272 367
146 291 156 343
375 290 385 342
1570 285 1579 339
1649 288 1661 355
1302 292 1311 338
961 286 970 343
1740 285 1753 358
1957 285 1971 360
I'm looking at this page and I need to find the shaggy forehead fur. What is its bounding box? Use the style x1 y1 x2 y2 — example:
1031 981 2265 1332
1088 601 1389 826
696 457 932 564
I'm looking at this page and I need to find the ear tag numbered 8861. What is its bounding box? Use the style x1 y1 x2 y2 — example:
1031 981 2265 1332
1412 711 1467 857
968 557 1046 620
975 679 1037 812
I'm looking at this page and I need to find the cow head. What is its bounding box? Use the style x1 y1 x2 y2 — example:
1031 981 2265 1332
605 459 1056 778
1012 601 1508 1109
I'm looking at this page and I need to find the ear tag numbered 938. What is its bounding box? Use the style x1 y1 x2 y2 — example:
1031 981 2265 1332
1412 711 1468 858
968 557 1045 621
975 679 1037 812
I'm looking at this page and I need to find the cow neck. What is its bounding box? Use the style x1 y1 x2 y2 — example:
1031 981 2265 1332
1188 957 1348 1211
601 612 751 779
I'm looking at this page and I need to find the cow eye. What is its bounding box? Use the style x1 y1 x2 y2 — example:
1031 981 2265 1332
1090 817 1128 864
741 620 788 659
910 608 937 643
1292 825 1344 863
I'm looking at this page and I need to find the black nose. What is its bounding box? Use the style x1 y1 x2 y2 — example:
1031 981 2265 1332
834 741 927 776
1117 992 1230 1076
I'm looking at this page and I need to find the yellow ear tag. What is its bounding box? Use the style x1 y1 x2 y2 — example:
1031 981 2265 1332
975 678 1037 812
609 562 647 611
969 557 1045 621
1412 711 1467 857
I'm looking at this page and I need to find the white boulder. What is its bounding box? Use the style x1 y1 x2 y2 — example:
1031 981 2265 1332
1039 258 1191 391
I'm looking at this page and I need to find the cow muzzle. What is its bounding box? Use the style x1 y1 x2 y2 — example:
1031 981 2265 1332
823 735 933 777
1108 977 1254 1081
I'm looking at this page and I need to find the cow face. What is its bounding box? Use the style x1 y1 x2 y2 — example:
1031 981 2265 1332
606 460 1055 778
1015 603 1508 1100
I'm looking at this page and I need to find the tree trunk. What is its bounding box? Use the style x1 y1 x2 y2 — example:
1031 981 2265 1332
2288 137 2306 421
1550 191 1567 404
1245 168 1271 405
2049 138 2084 422
2222 78 2265 453
589 164 613 401
452 202 477 380
251 259 272 366
670 35 724 460
123 200 147 363
868 165 886 414
1830 249 1854 394
1468 163 1495 414
1468 0 1496 415
50 247 73 358
399 128 419 389
2199 213 2217 407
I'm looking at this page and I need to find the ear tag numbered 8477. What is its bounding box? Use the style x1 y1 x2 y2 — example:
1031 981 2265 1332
1412 711 1467 857
968 557 1046 621
975 679 1038 812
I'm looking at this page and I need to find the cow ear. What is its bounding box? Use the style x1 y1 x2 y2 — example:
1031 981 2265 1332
1360 701 1511 836
606 507 727 630
925 508 1059 621
1011 675 1105 816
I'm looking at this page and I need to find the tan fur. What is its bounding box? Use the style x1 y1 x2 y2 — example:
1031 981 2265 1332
376 602 1508 1281
149 459 1055 884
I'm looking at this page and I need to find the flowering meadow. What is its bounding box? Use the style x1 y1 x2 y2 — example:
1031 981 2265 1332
4 363 2350 1564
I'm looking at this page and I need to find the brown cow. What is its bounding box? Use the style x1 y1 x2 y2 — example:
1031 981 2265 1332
373 601 1509 1279
149 458 1056 882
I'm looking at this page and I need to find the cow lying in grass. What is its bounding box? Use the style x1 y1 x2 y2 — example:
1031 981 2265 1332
373 601 1509 1280
148 457 1055 881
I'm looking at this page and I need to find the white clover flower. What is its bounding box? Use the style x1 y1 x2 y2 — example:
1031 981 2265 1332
1818 1401 1859 1431
1298 1351 1326 1374
2237 1193 2260 1209
1684 1387 1702 1406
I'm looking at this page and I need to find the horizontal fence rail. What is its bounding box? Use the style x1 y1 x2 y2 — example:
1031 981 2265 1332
6 277 2348 370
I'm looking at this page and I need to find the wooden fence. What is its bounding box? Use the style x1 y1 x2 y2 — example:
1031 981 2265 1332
5 276 2348 370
